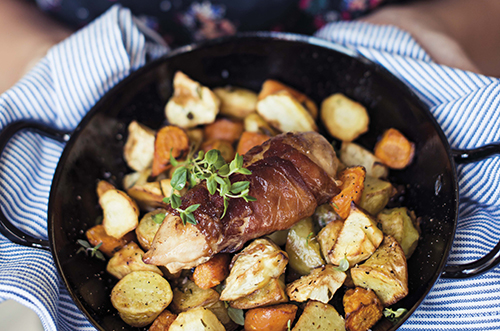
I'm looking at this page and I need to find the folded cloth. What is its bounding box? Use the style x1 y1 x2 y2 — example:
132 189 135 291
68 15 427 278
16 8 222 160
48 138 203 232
1 5 500 331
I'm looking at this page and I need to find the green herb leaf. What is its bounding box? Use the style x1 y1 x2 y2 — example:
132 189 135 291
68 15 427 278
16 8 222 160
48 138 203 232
184 204 200 214
153 213 166 224
218 164 230 176
169 149 178 167
213 154 226 170
331 202 339 210
180 212 187 225
185 212 197 225
171 167 188 190
237 168 252 175
227 307 245 326
230 181 250 194
244 195 257 202
235 153 243 169
335 256 350 272
306 232 314 246
207 176 217 195
163 197 170 204
170 194 182 210
205 149 219 165
222 197 229 219
77 239 91 249
383 308 408 323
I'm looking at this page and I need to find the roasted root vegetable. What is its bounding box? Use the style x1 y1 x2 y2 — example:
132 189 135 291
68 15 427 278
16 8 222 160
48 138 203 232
96 180 116 199
340 142 388 179
122 168 151 191
201 139 236 163
193 253 231 289
100 189 140 239
377 207 420 258
160 178 187 199
331 166 366 219
204 118 244 144
316 219 343 264
213 86 258 119
164 71 220 129
123 121 156 172
220 239 288 301
328 204 384 267
152 125 190 177
149 309 177 331
111 271 173 327
230 276 288 309
244 304 298 331
168 307 226 331
236 131 270 155
170 279 220 313
350 235 409 306
374 128 415 169
85 224 135 258
265 229 289 247
106 242 163 279
321 93 369 142
243 113 278 136
286 265 346 304
359 176 394 216
343 287 383 331
292 300 345 331
286 217 325 275
313 203 342 228
258 79 318 119
135 209 166 251
127 181 165 212
256 90 317 132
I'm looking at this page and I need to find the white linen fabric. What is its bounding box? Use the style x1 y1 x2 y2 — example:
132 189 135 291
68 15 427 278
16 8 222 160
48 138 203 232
0 5 499 330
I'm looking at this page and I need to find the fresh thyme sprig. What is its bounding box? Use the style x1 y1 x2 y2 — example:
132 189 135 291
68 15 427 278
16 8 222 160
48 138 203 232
162 149 255 225
76 239 105 261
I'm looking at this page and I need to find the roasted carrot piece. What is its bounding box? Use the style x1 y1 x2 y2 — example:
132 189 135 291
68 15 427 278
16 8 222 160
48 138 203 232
343 287 383 331
236 131 270 155
244 304 298 331
192 254 231 289
331 166 366 219
374 128 415 169
204 118 244 144
201 139 236 163
151 125 189 177
149 309 177 331
86 224 135 257
258 79 318 119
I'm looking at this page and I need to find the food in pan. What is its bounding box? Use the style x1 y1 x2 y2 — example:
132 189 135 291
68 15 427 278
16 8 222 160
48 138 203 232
82 71 420 331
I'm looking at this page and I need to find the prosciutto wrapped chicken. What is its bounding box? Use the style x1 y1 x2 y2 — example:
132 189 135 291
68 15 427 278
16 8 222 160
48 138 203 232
143 132 340 273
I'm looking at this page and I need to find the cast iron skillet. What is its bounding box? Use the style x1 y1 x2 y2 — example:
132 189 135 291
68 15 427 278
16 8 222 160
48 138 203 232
1 33 500 331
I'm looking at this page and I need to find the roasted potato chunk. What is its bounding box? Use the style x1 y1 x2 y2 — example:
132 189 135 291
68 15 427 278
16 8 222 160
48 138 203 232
169 307 225 331
377 207 420 258
149 309 177 331
359 176 394 216
243 112 278 136
193 253 231 289
86 224 135 258
111 271 173 327
321 93 369 142
292 300 345 331
220 239 288 301
340 142 388 179
96 180 116 199
351 235 409 306
286 217 325 275
230 276 288 309
313 203 341 228
316 219 343 264
244 304 298 331
213 86 258 119
343 287 383 331
136 209 167 251
100 189 140 239
127 181 166 212
106 242 163 279
122 168 151 191
256 90 317 132
286 265 346 304
329 204 384 267
123 120 156 172
170 279 220 313
165 71 220 129
266 229 289 247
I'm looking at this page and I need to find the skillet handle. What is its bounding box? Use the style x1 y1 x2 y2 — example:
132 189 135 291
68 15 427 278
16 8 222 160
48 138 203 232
441 146 500 278
0 120 70 251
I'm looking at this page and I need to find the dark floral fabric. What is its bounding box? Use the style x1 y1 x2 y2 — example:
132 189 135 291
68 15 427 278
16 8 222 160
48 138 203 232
36 0 400 46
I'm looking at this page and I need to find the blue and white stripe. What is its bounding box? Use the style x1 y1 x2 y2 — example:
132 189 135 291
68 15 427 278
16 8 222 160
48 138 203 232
0 5 167 330
1 6 500 331
317 21 500 330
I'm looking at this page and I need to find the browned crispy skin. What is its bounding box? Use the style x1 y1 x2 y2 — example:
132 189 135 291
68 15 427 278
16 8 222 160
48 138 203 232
144 132 340 271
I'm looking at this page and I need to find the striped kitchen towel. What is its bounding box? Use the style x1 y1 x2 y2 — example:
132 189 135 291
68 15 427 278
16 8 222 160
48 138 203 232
1 5 500 331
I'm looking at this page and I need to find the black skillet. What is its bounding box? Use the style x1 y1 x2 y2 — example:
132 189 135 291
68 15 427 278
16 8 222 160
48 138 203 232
1 33 500 331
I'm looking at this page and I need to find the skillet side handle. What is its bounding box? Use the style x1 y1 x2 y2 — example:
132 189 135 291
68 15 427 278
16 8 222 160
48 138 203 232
0 120 70 251
442 146 500 278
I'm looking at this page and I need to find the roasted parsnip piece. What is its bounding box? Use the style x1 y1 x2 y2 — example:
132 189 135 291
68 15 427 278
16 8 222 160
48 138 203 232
286 265 346 304
292 300 345 331
214 86 258 119
243 112 279 136
316 219 343 264
229 276 288 309
377 207 420 258
165 71 220 129
106 242 163 279
340 142 388 179
127 181 165 212
111 271 173 327
359 176 394 216
123 120 156 172
100 189 139 239
170 279 220 313
220 239 288 301
350 235 409 306
321 93 369 142
257 90 317 132
168 307 225 331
